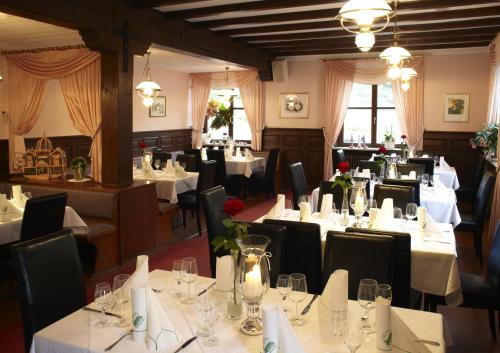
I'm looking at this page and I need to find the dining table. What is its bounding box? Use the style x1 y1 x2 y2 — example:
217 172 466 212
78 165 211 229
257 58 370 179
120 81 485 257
29 269 447 353
224 156 266 178
0 200 88 245
133 169 199 203
256 210 462 307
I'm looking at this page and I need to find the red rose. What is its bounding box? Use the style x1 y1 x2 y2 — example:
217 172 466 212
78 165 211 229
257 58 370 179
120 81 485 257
138 141 146 149
378 147 387 154
223 198 245 216
401 134 407 139
337 161 350 174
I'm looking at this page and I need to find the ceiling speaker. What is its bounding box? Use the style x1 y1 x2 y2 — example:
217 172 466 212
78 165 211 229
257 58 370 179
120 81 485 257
272 60 288 82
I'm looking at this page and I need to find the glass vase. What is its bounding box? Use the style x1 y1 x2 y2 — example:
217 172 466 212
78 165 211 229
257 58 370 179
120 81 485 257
341 188 349 226
350 180 368 227
73 166 84 180
227 249 242 320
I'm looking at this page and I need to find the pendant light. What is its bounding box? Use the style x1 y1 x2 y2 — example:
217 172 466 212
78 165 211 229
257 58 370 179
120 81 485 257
337 0 393 52
136 51 161 107
400 67 417 91
221 66 232 108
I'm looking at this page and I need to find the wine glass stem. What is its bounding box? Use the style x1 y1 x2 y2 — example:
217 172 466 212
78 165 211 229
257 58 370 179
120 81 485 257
101 306 105 323
121 300 125 320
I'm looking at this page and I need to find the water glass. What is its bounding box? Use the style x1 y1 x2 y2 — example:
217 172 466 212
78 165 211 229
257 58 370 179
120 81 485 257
357 278 377 334
344 320 363 353
421 173 430 187
405 203 417 221
112 274 130 327
276 274 292 312
367 199 377 211
94 282 112 328
172 259 183 299
289 273 308 326
195 285 215 337
154 159 161 170
393 207 403 220
181 257 198 304
330 308 349 336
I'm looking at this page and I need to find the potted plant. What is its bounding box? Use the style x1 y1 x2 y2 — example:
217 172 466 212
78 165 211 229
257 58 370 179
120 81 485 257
210 102 233 131
383 126 396 149
332 161 352 226
471 123 498 160
70 156 87 180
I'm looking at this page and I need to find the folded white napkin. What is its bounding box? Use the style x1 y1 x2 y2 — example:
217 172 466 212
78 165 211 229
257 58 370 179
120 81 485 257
422 154 429 158
216 255 234 291
262 304 306 353
320 270 348 311
299 202 311 222
391 309 433 353
201 148 207 161
376 296 392 350
439 156 445 166
277 194 285 213
408 171 417 179
381 198 394 222
165 159 175 173
265 194 286 219
401 175 409 180
214 146 219 150
0 194 22 218
417 207 427 231
12 185 22 202
362 169 371 178
390 153 397 157
320 194 333 217
368 208 380 228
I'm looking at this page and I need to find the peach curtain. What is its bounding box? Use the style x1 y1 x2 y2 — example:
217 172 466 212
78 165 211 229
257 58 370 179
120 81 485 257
488 131 500 242
190 76 211 148
3 49 102 181
487 43 500 124
323 59 424 178
190 70 264 150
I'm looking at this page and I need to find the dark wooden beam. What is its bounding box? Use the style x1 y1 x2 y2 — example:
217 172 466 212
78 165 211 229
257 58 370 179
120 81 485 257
275 42 492 56
238 18 500 43
215 6 500 36
163 0 345 19
131 0 201 8
195 0 496 29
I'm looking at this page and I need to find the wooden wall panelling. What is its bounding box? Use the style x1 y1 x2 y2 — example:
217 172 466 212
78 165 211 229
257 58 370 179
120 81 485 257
132 129 192 157
0 140 9 181
262 128 325 190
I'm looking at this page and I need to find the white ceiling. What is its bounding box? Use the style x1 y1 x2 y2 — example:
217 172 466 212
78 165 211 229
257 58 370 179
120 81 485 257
0 12 83 51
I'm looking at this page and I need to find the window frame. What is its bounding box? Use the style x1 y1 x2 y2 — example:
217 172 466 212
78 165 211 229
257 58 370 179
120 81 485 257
336 84 397 147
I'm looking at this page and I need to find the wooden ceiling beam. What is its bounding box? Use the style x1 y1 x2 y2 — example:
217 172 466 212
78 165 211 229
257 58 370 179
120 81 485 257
237 18 500 43
255 27 500 49
275 42 492 56
131 0 201 8
195 0 496 29
215 6 500 36
163 0 345 20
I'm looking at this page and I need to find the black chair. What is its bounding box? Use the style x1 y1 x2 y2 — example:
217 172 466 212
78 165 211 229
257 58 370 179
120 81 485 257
383 178 420 206
206 149 227 185
263 219 322 294
178 160 217 235
152 151 172 169
323 231 396 301
317 178 370 214
396 163 425 177
288 162 308 210
374 184 415 211
429 221 500 339
333 149 346 169
184 149 202 172
249 148 280 199
176 154 196 172
346 227 411 308
20 193 67 242
456 156 486 202
11 230 87 353
358 160 384 176
456 172 496 264
246 222 287 287
408 158 434 176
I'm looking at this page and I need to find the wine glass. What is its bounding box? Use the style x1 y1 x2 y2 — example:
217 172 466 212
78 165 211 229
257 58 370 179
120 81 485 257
288 273 308 326
181 257 198 304
154 159 161 170
298 195 310 205
344 320 363 353
393 207 403 220
195 285 215 338
357 278 377 334
376 284 393 302
202 298 220 347
172 259 183 299
405 203 417 222
94 281 112 328
276 274 292 312
180 162 187 171
112 274 130 327
421 173 430 187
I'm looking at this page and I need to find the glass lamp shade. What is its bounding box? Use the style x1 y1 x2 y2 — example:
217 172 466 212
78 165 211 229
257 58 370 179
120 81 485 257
142 97 154 107
355 32 375 52
339 0 392 28
349 180 368 226
387 66 401 80
401 81 410 92
400 67 417 81
379 46 411 66
136 80 161 99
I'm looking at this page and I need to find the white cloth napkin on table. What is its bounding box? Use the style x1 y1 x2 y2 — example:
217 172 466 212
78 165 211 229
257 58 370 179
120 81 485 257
380 198 394 222
201 148 207 161
391 309 433 353
320 194 333 217
165 159 175 174
320 270 348 311
265 194 286 219
299 202 311 222
216 255 234 291
262 304 306 353
409 171 417 179
362 169 371 178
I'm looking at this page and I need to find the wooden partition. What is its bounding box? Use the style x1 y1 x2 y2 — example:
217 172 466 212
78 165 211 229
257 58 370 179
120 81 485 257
132 129 192 157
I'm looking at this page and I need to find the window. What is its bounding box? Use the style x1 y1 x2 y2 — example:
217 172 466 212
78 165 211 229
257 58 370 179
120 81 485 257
342 82 402 145
205 88 252 142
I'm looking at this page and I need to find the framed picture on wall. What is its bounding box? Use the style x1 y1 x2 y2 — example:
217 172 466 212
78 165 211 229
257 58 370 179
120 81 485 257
279 93 309 119
149 96 166 118
443 93 469 122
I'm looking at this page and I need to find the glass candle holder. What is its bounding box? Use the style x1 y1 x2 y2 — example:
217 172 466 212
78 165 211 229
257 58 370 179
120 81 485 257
350 180 368 227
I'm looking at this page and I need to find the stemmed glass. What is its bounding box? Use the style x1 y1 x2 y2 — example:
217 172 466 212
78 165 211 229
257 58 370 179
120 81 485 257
357 278 377 334
154 159 161 170
421 173 430 187
393 207 403 220
181 257 198 304
172 259 183 299
405 203 417 222
276 274 292 312
94 282 112 328
367 199 377 211
344 320 363 353
112 274 130 327
288 273 308 326
195 285 215 338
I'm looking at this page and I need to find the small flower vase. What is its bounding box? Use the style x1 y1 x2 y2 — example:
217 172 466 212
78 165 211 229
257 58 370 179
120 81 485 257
73 166 84 180
227 248 242 320
341 188 349 226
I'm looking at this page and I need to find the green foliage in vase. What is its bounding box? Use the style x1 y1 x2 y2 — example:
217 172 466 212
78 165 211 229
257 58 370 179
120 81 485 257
470 123 498 152
210 102 233 130
70 156 87 172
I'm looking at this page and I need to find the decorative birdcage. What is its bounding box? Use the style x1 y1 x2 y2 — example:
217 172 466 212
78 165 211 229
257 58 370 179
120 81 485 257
49 147 66 178
22 133 67 180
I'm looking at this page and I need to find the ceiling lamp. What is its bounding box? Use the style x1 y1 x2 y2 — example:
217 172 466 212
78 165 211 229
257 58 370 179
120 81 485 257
221 66 232 108
337 0 393 52
387 65 401 80
136 51 161 107
400 67 417 91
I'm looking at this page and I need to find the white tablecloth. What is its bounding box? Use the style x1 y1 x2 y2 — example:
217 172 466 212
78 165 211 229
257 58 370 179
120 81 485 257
134 170 199 203
434 165 460 190
225 156 266 178
311 180 461 227
30 270 446 353
0 205 88 245
257 210 462 306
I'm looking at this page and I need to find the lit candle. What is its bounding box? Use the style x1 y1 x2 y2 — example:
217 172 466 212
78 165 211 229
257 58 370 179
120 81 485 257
244 264 262 300
354 194 364 214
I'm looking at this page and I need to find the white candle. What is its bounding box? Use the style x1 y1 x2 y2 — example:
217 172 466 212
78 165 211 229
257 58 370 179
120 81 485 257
354 194 364 214
244 264 262 300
